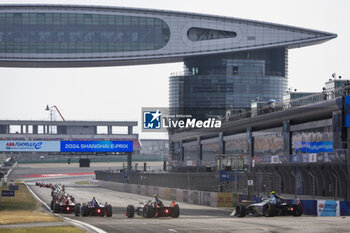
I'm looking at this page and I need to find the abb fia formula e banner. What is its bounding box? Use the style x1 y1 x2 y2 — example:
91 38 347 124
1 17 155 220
0 141 133 152
317 200 340 216
0 141 60 152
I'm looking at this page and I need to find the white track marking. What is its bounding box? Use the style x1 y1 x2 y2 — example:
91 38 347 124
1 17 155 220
25 183 106 233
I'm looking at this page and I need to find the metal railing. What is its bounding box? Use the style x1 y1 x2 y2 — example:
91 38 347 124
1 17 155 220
227 85 350 122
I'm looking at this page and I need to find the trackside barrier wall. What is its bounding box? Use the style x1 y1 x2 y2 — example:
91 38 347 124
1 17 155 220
340 202 350 215
217 193 233 207
301 200 317 216
97 180 350 215
97 180 233 207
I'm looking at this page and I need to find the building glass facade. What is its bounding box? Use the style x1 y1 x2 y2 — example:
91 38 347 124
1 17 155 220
0 12 170 55
187 27 237 41
169 48 288 119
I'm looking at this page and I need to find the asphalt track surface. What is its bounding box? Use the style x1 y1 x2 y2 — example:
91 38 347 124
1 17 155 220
12 163 350 233
9 162 164 180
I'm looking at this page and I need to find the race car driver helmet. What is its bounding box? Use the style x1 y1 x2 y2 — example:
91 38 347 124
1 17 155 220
153 194 157 198
270 191 275 195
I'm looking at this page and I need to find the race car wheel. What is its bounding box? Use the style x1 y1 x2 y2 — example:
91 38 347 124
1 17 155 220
126 205 134 218
54 203 60 213
143 206 148 218
293 202 303 217
82 205 89 217
263 203 276 217
236 205 246 217
106 204 113 217
50 200 54 211
172 204 180 218
75 204 81 216
144 205 154 218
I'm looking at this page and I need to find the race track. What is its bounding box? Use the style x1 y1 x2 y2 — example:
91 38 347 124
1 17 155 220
27 177 350 233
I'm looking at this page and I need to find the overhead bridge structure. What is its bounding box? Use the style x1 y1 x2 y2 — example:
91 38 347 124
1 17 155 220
0 4 336 67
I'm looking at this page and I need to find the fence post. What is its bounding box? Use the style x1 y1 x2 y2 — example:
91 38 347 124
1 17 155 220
291 170 297 198
332 172 338 200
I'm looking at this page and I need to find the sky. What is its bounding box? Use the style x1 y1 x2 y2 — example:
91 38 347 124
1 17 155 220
0 0 349 139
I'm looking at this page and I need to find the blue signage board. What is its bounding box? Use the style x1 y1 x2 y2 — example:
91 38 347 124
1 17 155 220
1 190 15 197
9 185 19 191
295 141 333 153
345 96 350 127
220 170 229 182
219 170 242 182
318 200 340 216
0 140 134 152
60 141 133 152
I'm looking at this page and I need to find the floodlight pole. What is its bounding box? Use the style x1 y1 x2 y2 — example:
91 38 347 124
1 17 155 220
45 105 65 134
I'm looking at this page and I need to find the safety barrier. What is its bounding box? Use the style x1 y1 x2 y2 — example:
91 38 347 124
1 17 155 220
97 180 234 207
96 180 350 215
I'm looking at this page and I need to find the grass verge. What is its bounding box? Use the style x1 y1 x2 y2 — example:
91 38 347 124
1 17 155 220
0 226 85 233
74 181 90 185
0 183 58 225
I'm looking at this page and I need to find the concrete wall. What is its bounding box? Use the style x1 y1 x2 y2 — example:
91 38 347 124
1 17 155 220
66 126 96 135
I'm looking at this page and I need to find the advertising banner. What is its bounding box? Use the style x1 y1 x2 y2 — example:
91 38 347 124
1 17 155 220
220 170 229 182
0 141 60 152
217 193 233 207
9 185 19 191
0 140 133 152
219 170 242 182
1 190 15 197
297 141 333 153
60 141 133 152
344 95 350 127
317 200 340 216
186 160 196 166
271 155 280 164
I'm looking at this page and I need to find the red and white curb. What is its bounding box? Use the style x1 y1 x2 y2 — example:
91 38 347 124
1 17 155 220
21 172 95 178
25 183 106 233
